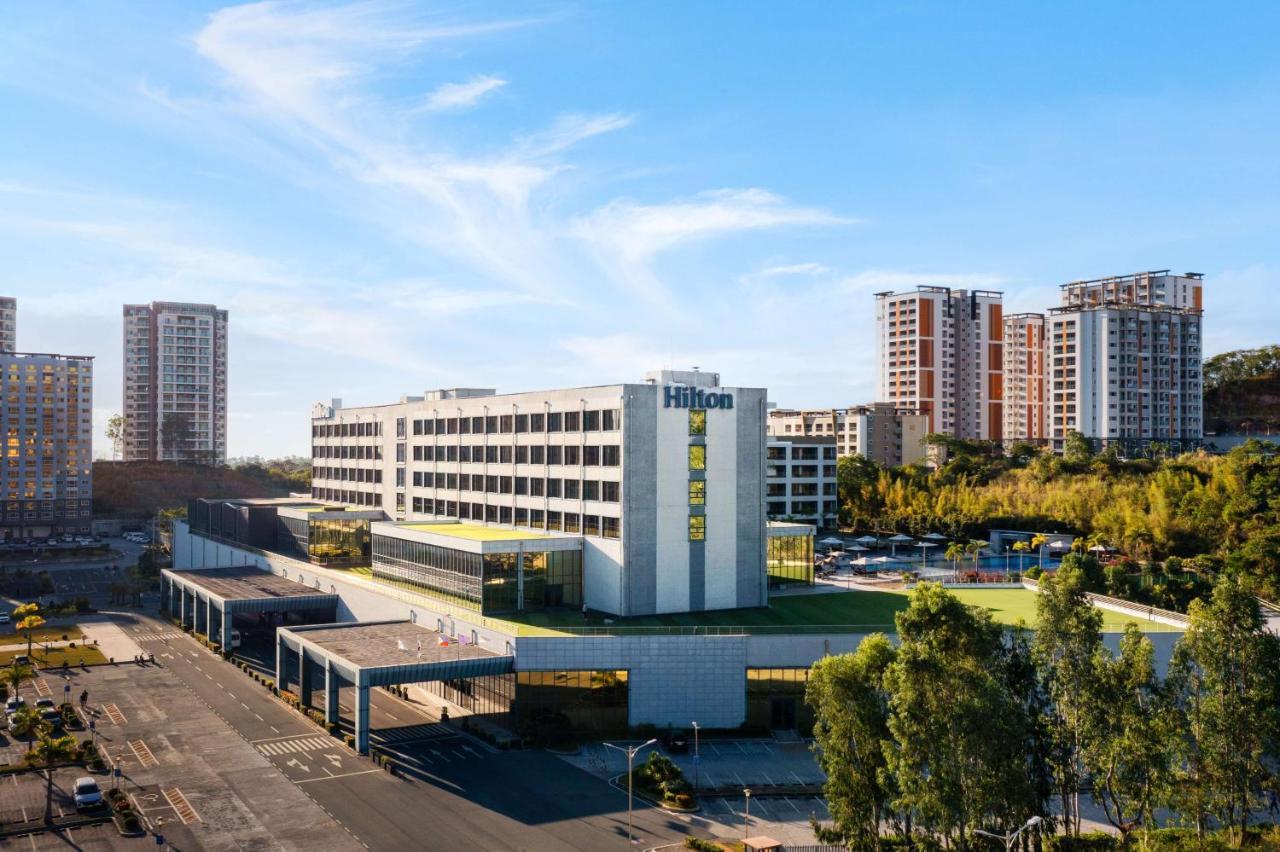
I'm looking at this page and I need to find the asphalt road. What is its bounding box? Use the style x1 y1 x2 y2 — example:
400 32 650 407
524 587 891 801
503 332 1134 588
121 607 690 851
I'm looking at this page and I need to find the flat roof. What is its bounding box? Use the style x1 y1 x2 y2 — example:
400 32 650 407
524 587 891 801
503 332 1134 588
167 567 332 601
397 523 553 542
290 621 499 669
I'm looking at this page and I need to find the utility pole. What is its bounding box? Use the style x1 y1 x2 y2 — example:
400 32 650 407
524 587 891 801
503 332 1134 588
604 739 656 845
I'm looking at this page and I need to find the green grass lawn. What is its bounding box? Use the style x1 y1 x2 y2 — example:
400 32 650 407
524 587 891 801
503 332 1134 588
0 625 84 646
496 588 1176 636
0 645 107 667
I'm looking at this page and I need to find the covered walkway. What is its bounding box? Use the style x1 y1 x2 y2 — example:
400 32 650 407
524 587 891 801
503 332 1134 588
161 566 340 650
276 620 514 753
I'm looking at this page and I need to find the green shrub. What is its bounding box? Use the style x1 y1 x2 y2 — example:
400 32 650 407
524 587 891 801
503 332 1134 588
1046 833 1117 851
684 837 719 851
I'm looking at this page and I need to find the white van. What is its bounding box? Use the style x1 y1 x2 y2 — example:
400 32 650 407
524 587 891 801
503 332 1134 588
228 629 242 650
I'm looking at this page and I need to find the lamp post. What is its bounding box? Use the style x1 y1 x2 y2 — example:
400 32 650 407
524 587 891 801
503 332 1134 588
691 722 700 792
604 738 657 845
974 815 1042 852
743 787 752 840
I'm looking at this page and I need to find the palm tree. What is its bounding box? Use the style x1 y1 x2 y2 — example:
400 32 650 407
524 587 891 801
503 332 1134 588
9 705 41 753
1030 533 1049 570
1012 540 1030 573
30 730 79 823
12 603 44 658
944 542 965 580
965 540 986 579
1 663 35 703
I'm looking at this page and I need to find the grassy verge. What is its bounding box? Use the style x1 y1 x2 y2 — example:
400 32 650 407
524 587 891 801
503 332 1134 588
0 645 108 667
0 625 84 646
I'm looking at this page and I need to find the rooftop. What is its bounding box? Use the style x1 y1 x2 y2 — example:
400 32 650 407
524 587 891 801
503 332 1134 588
397 523 554 542
289 621 499 669
166 566 331 601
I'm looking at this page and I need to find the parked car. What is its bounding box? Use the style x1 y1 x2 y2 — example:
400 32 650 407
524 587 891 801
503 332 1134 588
0 612 9 625
5 697 27 716
663 729 690 754
13 654 30 667
73 777 103 810
40 708 63 728
35 698 55 710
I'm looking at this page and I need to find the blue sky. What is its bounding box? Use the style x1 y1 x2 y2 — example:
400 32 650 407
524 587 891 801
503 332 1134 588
1 2 1277 458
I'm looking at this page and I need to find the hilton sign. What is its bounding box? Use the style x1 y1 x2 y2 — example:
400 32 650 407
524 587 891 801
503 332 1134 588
663 386 734 410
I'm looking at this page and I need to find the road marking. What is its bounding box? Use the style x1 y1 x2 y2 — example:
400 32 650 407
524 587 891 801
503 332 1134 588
295 769 382 784
162 787 200 824
33 679 51 698
129 739 159 768
257 736 334 755
240 702 250 710
286 758 311 773
103 703 127 725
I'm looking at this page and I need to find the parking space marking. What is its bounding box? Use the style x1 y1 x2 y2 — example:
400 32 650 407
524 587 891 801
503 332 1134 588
103 703 126 725
369 723 453 744
33 678 51 698
129 739 159 768
162 787 199 824
295 768 382 784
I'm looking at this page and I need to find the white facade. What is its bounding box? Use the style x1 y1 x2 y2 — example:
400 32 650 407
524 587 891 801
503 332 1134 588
875 287 1003 440
122 302 228 463
766 436 837 526
311 369 768 616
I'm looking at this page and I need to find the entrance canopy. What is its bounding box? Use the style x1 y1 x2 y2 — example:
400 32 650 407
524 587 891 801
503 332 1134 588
276 620 514 753
161 567 339 649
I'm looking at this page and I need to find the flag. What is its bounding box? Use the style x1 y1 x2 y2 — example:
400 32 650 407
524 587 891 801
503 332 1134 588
415 639 422 652
397 639 407 651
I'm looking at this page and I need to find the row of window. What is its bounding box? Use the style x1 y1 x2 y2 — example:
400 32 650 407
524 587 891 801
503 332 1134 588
408 498 620 537
404 409 620 438
408 471 620 501
405 443 620 466
313 422 384 438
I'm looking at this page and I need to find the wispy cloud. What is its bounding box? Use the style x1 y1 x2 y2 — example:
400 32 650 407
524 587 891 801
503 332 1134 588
739 261 832 283
421 75 507 111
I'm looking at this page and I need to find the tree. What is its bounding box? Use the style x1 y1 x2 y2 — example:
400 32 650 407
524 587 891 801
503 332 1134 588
807 634 898 847
30 729 79 823
105 413 124 460
1083 624 1172 839
13 603 44 657
1165 575 1280 845
1032 565 1104 836
1012 540 1030 572
1062 431 1094 465
945 542 965 577
1030 534 1049 571
161 410 200 463
0 663 35 702
883 584 1037 848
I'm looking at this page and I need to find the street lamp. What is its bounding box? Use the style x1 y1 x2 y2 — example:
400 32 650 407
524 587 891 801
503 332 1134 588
691 722 700 792
742 787 752 840
974 815 1042 852
604 738 657 845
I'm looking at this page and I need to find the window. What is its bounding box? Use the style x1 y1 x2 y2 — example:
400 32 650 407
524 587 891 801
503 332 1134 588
547 412 562 432
583 446 600 466
515 446 529 464
564 411 580 431
547 478 561 498
583 410 600 431
515 414 529 433
564 446 580 465
689 445 706 470
530 478 545 497
582 514 599 536
531 446 545 464
515 477 528 495
602 516 620 539
603 409 619 431
602 481 619 502
689 409 706 435
689 480 705 505
583 480 599 501
689 515 705 541
530 413 545 432
602 445 619 466
547 446 562 465
396 417 406 438
563 479 579 499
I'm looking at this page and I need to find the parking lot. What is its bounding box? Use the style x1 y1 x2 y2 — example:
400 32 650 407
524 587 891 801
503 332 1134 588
569 737 830 845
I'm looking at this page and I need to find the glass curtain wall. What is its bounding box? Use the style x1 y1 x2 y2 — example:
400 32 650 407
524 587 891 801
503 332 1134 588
515 670 629 743
767 532 814 586
308 518 371 566
745 668 814 735
373 534 484 610
277 515 309 560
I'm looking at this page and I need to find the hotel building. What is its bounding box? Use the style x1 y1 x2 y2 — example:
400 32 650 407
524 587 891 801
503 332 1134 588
1002 313 1049 443
310 369 770 616
875 287 1003 440
1046 271 1204 453
766 403 928 466
123 302 228 463
0 297 14 353
1 350 93 539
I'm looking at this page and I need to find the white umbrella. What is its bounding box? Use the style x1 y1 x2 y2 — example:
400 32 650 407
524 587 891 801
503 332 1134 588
1089 544 1110 553
855 535 878 545
1048 539 1068 551
845 544 869 553
887 533 913 557
871 556 893 564
818 537 844 547
923 532 948 541
914 540 937 567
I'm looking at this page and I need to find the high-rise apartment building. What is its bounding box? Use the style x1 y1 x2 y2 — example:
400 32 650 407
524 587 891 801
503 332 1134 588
310 369 769 616
875 287 1003 440
1002 313 1049 443
766 403 929 466
0 297 15 353
1045 271 1203 453
122 302 228 463
766 436 838 526
0 351 94 538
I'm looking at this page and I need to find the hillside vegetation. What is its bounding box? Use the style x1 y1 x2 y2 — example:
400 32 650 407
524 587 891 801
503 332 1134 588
93 459 310 518
838 437 1280 599
1204 344 1280 433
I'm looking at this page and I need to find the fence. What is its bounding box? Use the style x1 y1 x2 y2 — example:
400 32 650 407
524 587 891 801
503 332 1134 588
1022 578 1190 629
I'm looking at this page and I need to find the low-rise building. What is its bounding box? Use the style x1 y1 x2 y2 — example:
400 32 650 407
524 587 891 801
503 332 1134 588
766 436 837 527
766 403 928 466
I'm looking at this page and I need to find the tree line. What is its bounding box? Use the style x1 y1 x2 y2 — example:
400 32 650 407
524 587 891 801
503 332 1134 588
807 570 1280 849
837 439 1280 601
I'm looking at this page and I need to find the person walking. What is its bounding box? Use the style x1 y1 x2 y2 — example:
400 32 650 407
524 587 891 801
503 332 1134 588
79 689 88 709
